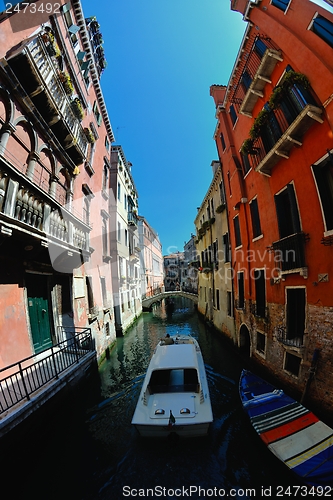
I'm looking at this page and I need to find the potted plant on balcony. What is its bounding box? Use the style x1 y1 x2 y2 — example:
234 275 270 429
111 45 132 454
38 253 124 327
268 71 310 110
71 97 84 121
59 72 74 95
84 127 95 144
249 108 270 139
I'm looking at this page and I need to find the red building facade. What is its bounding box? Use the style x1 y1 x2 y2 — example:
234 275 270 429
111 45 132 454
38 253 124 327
0 1 117 367
211 0 333 413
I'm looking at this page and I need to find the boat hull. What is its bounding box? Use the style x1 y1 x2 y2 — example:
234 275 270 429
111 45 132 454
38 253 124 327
133 422 210 438
239 369 333 486
132 335 213 438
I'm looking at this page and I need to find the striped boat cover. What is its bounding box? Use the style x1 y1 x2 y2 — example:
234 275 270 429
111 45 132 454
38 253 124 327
239 370 333 485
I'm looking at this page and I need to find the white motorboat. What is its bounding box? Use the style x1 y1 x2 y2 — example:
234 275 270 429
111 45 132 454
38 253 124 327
132 334 213 438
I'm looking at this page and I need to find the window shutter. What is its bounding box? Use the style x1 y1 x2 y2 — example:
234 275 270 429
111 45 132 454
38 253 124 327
287 184 301 234
68 25 80 34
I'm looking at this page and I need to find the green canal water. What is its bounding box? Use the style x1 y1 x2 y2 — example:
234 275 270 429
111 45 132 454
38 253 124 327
3 298 300 499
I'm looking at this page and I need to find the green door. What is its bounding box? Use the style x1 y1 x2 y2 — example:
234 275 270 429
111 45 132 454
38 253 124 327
27 275 53 354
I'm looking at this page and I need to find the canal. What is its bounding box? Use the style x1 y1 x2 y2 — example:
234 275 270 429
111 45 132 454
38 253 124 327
3 298 299 499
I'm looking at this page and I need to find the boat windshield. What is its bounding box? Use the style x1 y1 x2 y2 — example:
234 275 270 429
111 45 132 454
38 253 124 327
148 368 199 394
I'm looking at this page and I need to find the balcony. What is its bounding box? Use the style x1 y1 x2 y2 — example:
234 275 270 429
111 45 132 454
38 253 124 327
276 326 304 348
128 211 138 226
231 36 283 115
246 82 323 176
0 328 95 433
0 161 91 271
272 232 308 273
6 33 88 166
239 51 283 116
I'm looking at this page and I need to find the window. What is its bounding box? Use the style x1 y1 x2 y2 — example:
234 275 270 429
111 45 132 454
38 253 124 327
105 136 110 152
86 276 94 312
284 352 301 377
216 289 220 310
125 229 128 247
118 222 121 242
227 171 232 196
286 288 305 346
83 196 90 226
223 233 230 263
213 239 218 268
220 133 226 151
102 164 108 192
254 269 266 318
241 153 251 176
237 272 245 309
62 3 80 46
250 198 262 239
219 181 226 205
274 184 301 238
117 182 121 201
256 332 266 354
311 14 333 48
227 291 233 317
100 276 107 308
229 104 238 126
211 198 215 216
119 257 125 278
124 194 127 210
93 101 102 126
312 154 333 231
233 215 242 247
102 219 108 256
241 70 252 91
271 0 290 12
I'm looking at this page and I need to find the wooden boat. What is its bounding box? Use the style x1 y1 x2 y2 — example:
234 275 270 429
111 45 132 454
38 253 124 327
239 369 333 485
132 334 213 437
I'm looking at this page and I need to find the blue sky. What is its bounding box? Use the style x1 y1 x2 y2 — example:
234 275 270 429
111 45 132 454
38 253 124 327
82 0 245 255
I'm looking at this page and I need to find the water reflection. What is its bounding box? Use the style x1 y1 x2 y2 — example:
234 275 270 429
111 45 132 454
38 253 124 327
84 298 297 499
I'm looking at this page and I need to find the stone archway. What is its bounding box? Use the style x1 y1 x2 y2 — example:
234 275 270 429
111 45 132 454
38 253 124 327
239 323 251 357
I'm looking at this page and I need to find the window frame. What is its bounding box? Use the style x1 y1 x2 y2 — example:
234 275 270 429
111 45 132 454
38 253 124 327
233 215 242 248
249 197 263 240
270 0 291 13
309 12 333 48
312 151 333 234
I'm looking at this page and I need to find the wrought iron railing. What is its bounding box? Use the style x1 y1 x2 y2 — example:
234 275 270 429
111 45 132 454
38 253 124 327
276 326 304 348
0 328 93 415
272 232 307 271
230 35 281 108
247 83 319 170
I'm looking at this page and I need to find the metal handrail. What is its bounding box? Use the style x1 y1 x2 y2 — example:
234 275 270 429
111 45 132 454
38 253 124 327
0 328 93 415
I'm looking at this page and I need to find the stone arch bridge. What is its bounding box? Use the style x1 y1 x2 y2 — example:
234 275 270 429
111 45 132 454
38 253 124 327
142 291 198 311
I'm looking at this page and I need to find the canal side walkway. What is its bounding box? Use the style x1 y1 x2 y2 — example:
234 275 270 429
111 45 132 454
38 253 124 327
0 331 97 438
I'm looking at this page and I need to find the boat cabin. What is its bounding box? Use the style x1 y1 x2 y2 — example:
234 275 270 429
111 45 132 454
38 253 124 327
147 368 200 394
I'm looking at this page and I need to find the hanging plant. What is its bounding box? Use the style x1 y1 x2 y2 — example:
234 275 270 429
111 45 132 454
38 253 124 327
249 108 270 139
281 71 310 90
71 97 84 121
268 86 285 110
59 72 74 95
84 127 95 144
240 138 256 155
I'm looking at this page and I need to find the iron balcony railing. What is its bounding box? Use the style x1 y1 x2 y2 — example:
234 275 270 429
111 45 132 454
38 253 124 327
276 326 304 348
272 232 307 272
231 35 282 112
246 83 322 174
6 34 88 164
0 328 93 416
